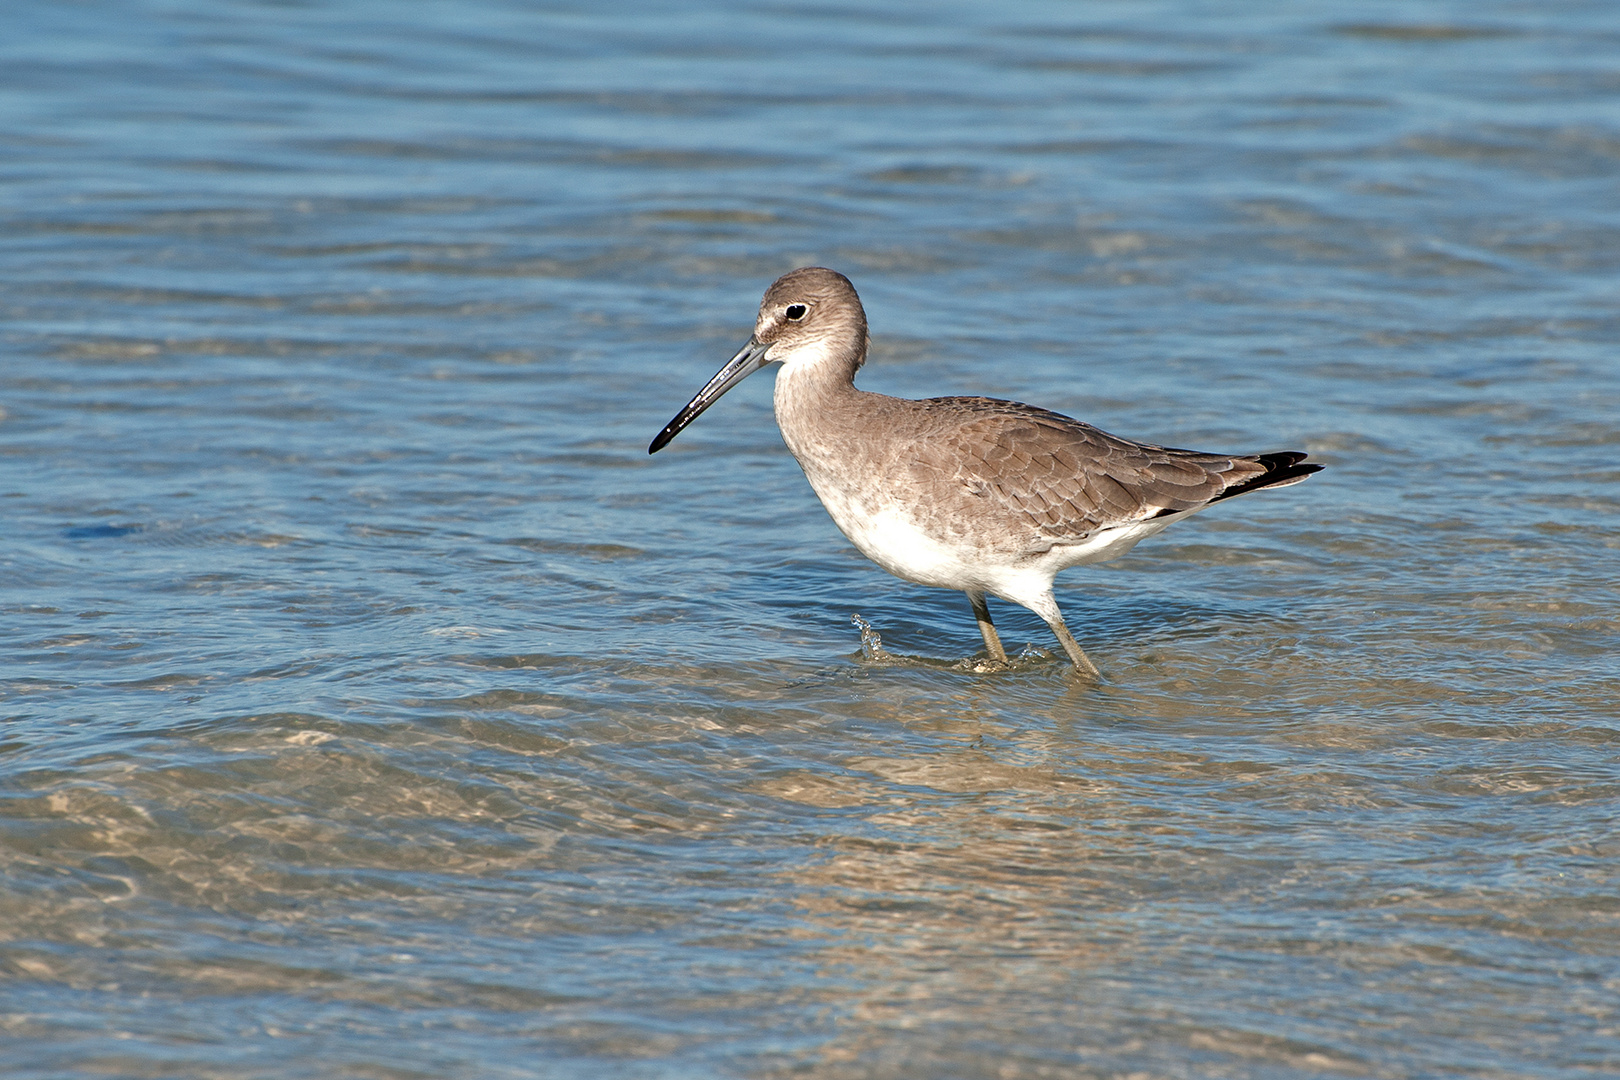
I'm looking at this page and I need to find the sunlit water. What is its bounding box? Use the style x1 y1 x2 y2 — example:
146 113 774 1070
3 1 1618 1077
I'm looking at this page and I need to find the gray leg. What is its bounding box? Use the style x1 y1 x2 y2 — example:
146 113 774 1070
967 592 1008 663
1045 617 1101 678
1031 592 1102 678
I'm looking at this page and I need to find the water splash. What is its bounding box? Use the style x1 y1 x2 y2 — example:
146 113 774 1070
850 614 892 662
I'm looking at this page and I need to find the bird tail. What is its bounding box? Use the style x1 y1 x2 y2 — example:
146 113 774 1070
1210 451 1322 502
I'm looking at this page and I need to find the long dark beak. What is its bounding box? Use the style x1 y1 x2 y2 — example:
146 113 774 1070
648 338 774 454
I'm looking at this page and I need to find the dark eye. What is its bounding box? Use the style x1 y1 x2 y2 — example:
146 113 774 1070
784 303 808 321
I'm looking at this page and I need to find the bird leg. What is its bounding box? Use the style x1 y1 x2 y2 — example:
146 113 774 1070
1043 613 1102 679
967 592 1008 663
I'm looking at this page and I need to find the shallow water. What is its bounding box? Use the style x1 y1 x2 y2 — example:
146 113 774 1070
3 1 1618 1077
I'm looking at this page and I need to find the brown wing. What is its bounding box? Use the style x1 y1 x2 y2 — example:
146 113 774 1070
907 396 1308 546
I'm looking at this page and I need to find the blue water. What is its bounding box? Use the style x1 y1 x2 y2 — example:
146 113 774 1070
3 1 1618 1076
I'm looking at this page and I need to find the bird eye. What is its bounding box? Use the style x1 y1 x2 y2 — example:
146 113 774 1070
784 303 808 321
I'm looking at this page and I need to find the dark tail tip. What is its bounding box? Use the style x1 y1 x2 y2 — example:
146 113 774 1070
1212 452 1323 502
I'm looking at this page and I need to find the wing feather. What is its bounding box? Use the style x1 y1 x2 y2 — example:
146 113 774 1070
902 396 1303 552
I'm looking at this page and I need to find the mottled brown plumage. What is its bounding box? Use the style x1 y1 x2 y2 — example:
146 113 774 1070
650 267 1322 676
901 396 1305 544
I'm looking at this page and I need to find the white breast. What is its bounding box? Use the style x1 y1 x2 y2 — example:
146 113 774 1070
811 481 983 590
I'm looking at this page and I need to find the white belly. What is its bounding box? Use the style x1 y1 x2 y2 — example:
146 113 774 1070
802 462 1186 605
835 501 985 590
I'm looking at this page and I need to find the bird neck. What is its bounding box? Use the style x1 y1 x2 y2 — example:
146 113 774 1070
771 343 868 461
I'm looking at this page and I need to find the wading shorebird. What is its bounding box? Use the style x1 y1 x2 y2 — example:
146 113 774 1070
649 268 1321 676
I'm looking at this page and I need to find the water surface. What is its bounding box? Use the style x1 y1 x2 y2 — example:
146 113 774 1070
3 1 1618 1077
